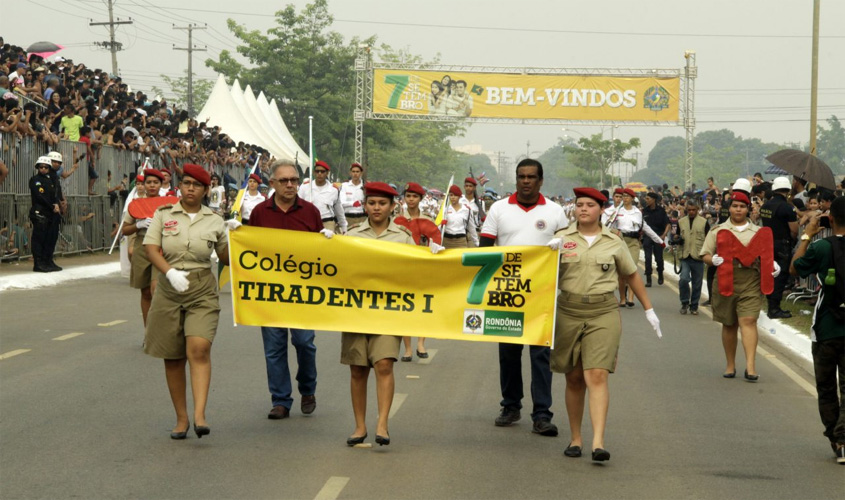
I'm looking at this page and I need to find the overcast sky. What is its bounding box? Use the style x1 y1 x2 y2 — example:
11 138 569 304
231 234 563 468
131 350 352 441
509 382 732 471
4 0 844 172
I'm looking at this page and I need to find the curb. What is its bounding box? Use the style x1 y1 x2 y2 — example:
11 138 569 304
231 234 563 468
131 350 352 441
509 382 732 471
0 262 121 292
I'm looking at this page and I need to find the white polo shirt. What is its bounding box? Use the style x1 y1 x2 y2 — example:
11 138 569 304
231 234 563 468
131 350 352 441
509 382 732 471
480 193 569 246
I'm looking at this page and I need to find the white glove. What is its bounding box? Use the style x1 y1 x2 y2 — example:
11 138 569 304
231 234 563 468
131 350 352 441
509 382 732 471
319 228 334 239
165 268 190 293
547 238 562 251
644 308 663 340
711 254 724 267
224 219 242 231
772 261 781 278
135 218 152 229
430 241 445 254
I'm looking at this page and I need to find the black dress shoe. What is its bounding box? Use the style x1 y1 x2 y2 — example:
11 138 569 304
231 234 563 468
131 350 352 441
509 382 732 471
723 371 736 378
194 423 210 438
532 418 558 437
744 370 759 382
657 275 664 285
171 422 189 440
48 261 63 271
346 433 367 446
592 448 611 461
375 435 390 446
645 276 652 287
400 355 412 362
495 407 521 427
626 301 635 308
768 309 792 319
564 444 582 457
416 350 429 359
301 395 316 415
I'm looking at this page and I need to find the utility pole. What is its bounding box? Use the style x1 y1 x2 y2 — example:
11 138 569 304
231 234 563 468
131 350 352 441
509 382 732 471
89 0 132 75
809 0 820 155
173 24 207 118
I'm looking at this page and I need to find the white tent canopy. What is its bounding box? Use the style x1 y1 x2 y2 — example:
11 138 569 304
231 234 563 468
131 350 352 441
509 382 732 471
257 91 310 165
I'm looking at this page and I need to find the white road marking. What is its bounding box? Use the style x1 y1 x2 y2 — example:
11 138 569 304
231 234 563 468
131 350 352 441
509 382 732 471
416 349 437 365
313 476 350 500
388 393 407 419
405 375 420 379
0 349 31 360
53 332 85 341
97 320 127 327
660 269 816 396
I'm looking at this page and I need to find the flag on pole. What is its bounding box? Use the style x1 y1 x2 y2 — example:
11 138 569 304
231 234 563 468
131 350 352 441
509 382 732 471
477 171 489 186
434 175 454 227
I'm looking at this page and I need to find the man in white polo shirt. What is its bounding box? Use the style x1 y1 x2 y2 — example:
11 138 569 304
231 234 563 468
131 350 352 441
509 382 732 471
479 158 569 436
298 160 348 234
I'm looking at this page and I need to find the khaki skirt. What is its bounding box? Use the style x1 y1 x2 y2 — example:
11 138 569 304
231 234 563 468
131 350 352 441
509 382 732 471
129 230 156 289
144 268 220 359
711 266 763 326
340 332 401 367
623 236 640 267
551 292 622 374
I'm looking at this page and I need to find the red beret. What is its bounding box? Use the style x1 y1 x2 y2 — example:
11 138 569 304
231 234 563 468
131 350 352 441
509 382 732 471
464 177 477 186
622 188 636 198
248 173 262 184
136 174 144 182
573 187 607 205
449 184 463 197
143 168 165 182
350 162 363 171
161 168 171 175
731 192 750 205
314 160 330 171
404 182 426 196
613 188 624 195
182 164 211 187
364 181 398 198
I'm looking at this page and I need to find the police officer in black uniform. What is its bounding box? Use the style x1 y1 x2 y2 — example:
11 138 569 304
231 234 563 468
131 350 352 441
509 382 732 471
29 156 61 273
642 192 670 286
760 176 798 318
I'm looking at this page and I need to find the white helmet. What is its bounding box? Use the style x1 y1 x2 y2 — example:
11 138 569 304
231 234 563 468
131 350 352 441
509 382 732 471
771 176 791 192
731 178 752 194
47 151 63 163
35 156 52 167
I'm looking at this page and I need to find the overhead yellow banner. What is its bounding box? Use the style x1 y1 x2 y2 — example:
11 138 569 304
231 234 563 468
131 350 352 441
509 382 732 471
229 227 559 346
373 69 680 122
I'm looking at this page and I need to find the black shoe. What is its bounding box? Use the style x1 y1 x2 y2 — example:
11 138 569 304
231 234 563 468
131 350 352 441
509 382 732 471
680 304 689 315
375 435 390 446
626 301 635 308
592 448 611 461
532 418 558 437
645 276 652 287
171 422 189 440
416 350 429 359
346 433 367 446
768 309 792 319
657 274 664 285
301 394 316 415
400 355 412 362
33 265 50 273
48 261 62 271
193 423 210 438
744 370 759 382
564 443 582 457
723 371 736 378
494 407 521 427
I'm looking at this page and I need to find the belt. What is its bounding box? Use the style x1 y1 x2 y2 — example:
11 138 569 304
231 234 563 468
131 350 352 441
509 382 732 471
622 232 640 239
321 217 336 223
559 291 616 304
444 233 466 239
344 212 364 218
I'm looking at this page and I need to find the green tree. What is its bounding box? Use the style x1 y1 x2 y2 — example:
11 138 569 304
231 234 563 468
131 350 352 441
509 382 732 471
151 71 213 116
817 115 845 175
562 134 641 188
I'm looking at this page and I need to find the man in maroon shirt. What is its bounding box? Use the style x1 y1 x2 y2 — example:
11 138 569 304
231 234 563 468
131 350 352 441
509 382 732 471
227 160 330 420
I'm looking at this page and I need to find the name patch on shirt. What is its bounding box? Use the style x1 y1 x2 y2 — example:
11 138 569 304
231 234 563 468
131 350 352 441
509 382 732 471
535 220 547 231
562 241 577 250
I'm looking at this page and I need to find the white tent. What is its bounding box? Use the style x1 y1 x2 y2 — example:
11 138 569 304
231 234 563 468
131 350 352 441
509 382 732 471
242 84 298 163
228 79 294 162
257 92 310 165
196 75 292 162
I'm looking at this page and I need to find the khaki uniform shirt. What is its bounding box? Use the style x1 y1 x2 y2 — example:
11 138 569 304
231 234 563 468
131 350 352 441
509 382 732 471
347 218 414 244
402 208 434 221
555 224 637 295
143 203 227 271
700 219 762 270
679 215 707 260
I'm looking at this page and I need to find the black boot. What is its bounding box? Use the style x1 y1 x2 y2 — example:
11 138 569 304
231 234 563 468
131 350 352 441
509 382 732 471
48 260 63 272
33 258 50 273
645 275 652 287
657 272 664 285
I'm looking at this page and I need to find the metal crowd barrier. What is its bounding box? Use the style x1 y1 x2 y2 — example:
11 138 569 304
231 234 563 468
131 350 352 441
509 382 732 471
785 226 834 304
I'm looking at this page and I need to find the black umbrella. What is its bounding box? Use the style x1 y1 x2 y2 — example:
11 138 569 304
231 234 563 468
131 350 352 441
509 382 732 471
764 149 835 190
26 41 63 53
764 164 789 175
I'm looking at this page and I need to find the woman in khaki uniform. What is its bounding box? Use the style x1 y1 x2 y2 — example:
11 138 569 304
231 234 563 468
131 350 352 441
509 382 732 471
550 187 662 462
700 192 778 381
143 164 229 440
343 182 415 447
122 169 163 326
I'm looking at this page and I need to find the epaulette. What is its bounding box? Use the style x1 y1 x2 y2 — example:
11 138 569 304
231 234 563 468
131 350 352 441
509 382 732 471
347 223 362 231
156 204 175 211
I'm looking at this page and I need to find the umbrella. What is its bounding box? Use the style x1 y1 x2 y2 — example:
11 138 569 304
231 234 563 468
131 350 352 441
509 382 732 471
26 42 64 60
765 149 835 190
764 164 789 175
428 189 443 196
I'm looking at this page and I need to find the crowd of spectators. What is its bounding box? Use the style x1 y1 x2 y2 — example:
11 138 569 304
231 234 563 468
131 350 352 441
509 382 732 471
1 37 275 195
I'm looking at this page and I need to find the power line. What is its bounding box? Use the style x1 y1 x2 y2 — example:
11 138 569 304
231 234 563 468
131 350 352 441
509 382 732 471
89 0 134 74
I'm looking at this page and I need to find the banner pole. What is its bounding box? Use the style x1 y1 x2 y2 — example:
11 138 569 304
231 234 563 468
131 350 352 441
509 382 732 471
108 157 149 254
308 116 314 201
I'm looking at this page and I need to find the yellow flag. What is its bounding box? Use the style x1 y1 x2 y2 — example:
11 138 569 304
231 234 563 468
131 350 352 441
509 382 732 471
434 175 454 226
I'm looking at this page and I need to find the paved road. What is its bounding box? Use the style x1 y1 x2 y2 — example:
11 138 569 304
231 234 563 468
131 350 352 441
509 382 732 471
0 273 841 499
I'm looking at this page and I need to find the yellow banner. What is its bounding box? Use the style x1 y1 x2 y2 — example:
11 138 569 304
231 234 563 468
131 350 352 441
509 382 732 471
229 226 559 346
373 69 680 122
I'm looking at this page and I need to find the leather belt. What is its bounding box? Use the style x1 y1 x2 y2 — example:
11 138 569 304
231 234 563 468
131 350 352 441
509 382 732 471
321 217 336 222
444 233 466 239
